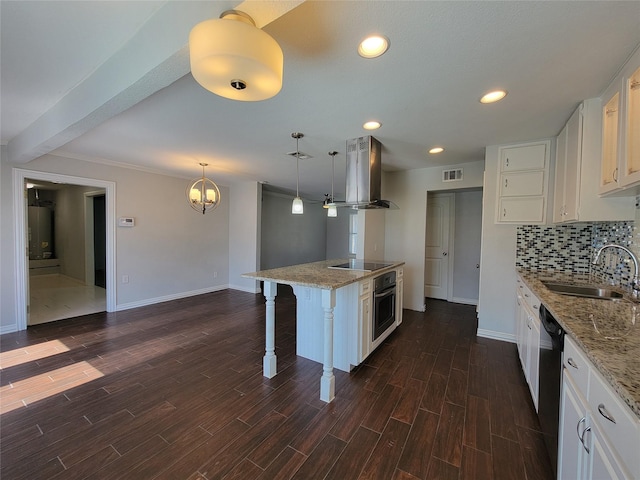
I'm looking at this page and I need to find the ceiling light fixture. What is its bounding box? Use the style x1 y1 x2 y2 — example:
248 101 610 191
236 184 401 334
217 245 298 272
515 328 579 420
480 90 508 104
358 35 389 58
187 163 221 214
291 132 304 215
323 151 339 217
189 10 283 101
363 121 381 130
429 147 445 154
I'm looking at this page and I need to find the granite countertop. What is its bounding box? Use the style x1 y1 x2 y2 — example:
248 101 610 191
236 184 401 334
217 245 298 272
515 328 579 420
243 259 405 290
517 269 639 419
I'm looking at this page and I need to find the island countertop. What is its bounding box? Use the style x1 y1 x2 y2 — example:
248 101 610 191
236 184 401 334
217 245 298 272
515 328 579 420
243 259 405 290
517 269 639 419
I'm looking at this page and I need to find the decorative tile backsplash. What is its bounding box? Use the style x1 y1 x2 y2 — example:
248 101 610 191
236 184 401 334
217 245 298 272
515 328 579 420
516 218 636 291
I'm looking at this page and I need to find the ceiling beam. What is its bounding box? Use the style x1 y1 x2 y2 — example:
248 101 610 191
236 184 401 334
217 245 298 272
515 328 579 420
6 0 304 165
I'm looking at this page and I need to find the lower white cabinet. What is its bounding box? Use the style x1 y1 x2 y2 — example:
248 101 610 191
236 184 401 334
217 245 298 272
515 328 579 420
558 336 639 479
515 276 541 411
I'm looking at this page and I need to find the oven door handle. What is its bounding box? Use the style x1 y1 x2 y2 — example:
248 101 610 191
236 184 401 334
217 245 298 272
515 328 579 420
374 288 395 300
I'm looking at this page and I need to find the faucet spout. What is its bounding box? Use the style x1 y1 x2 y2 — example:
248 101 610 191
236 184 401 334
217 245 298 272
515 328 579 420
592 243 640 300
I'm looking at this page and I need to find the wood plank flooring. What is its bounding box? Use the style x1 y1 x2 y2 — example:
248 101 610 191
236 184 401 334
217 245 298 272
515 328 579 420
0 287 553 479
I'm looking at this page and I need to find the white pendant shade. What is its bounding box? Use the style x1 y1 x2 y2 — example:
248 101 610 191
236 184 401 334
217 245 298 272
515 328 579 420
292 196 304 214
189 11 283 101
327 205 337 217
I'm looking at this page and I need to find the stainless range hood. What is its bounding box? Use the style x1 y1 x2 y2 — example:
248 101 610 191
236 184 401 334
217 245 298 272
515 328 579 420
344 135 395 209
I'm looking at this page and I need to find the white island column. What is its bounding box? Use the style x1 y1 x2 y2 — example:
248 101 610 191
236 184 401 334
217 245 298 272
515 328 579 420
320 289 336 402
263 281 277 378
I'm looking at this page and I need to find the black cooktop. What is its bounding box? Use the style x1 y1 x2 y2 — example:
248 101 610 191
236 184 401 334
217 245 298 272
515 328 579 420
328 260 394 272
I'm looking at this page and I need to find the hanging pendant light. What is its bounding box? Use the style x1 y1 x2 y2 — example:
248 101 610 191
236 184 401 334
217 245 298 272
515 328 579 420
291 132 304 215
189 10 284 101
187 163 221 214
323 151 338 217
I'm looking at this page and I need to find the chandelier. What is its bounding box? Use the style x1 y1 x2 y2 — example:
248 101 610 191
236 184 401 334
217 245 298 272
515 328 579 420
187 163 221 214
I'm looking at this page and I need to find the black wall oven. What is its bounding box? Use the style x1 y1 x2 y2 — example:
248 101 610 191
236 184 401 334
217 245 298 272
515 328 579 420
373 271 396 341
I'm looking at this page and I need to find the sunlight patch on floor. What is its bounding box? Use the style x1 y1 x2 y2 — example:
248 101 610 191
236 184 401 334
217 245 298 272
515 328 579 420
0 339 70 369
0 361 104 415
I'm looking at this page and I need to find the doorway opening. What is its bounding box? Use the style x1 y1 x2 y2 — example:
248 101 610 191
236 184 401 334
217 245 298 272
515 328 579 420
424 188 483 306
14 169 116 331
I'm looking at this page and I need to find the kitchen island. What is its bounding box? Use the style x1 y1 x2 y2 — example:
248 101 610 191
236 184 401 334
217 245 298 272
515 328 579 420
243 259 404 402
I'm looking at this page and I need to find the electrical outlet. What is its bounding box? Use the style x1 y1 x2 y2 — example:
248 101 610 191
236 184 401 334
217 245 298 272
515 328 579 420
122 275 129 284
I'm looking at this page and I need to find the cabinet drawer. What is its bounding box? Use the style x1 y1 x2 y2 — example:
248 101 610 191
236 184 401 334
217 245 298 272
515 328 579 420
588 367 640 474
500 171 545 197
498 197 545 223
563 336 590 396
521 285 541 312
360 279 371 296
500 144 547 172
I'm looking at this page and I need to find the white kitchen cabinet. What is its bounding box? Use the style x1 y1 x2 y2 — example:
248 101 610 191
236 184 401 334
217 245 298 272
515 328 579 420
496 141 550 224
558 336 639 479
554 98 634 222
553 105 582 223
515 276 541 410
599 47 640 196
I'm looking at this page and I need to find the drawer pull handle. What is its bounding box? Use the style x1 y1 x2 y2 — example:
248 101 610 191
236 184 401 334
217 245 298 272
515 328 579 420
567 358 578 369
598 404 616 424
576 416 586 439
581 426 591 454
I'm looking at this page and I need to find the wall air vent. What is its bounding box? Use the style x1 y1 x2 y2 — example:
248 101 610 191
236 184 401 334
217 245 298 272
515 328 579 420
443 168 463 182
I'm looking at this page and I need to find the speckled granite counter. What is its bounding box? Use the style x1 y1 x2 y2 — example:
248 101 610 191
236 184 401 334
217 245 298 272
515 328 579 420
517 270 639 418
243 259 405 290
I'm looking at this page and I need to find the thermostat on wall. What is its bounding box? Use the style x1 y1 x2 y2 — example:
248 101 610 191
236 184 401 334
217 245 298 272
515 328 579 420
118 217 135 227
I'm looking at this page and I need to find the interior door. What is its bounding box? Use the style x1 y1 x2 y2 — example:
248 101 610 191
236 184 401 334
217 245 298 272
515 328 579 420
93 194 106 289
425 193 451 300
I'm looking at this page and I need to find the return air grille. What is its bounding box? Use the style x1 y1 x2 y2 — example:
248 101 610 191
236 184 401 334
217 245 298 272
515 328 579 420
443 168 463 182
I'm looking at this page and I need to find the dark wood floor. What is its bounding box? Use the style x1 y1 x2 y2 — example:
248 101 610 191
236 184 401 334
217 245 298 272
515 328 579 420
0 287 553 480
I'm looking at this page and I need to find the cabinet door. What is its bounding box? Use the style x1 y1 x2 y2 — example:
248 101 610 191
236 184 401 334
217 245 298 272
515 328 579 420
501 144 547 171
600 90 620 194
554 122 568 223
558 372 588 480
498 197 545 223
621 65 640 187
358 294 371 362
589 419 630 480
563 106 582 222
500 171 545 196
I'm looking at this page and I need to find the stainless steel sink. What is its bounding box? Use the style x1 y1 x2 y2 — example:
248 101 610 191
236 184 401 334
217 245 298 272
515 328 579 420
541 281 623 300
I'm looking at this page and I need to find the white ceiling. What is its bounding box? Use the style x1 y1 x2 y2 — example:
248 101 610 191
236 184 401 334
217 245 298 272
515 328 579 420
2 1 640 202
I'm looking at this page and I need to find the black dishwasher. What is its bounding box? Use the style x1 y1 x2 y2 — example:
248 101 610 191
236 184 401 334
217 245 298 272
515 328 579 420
538 304 565 477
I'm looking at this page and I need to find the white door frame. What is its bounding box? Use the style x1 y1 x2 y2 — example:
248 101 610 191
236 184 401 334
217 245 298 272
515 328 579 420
13 169 116 331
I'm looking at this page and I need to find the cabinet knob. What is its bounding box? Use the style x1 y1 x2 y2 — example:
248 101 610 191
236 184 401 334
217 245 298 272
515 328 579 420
506 158 510 167
442 252 448 256
504 178 508 188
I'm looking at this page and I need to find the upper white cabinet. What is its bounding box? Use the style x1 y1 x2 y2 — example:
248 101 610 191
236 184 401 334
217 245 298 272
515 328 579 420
553 98 635 223
496 141 550 224
599 46 640 196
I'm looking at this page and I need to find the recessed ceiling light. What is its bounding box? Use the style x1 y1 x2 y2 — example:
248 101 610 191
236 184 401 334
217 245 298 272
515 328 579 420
429 147 445 154
480 90 508 104
363 121 381 130
358 35 389 58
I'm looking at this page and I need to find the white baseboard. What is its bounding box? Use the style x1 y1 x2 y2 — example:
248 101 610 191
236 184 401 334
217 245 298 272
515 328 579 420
1 323 18 335
477 328 516 343
451 297 478 306
116 285 229 311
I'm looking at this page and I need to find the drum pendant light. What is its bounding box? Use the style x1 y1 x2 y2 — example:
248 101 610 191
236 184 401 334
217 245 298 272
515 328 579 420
291 133 304 215
189 10 283 101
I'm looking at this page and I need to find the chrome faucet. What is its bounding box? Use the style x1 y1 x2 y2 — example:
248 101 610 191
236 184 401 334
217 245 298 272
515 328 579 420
592 243 640 300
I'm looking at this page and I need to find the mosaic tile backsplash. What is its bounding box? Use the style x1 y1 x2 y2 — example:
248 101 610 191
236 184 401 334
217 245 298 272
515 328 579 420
516 219 637 292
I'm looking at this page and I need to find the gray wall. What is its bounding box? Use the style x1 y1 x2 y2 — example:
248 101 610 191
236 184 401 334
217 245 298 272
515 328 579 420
326 211 352 260
260 191 328 270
